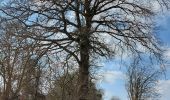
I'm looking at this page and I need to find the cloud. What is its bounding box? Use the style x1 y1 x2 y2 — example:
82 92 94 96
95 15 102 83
157 80 170 100
99 70 125 85
96 70 126 100
104 90 115 100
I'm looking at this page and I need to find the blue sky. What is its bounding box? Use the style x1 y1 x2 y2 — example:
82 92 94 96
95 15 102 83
98 12 170 100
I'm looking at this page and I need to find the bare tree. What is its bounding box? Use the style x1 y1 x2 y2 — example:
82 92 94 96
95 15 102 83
47 71 103 100
0 0 168 99
0 21 47 100
126 58 162 100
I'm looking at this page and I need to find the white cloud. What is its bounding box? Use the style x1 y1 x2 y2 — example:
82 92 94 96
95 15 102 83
104 90 115 100
100 70 125 85
96 70 125 100
157 80 170 100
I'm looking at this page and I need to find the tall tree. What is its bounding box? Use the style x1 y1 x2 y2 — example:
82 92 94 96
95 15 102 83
126 58 162 100
0 0 168 99
0 21 47 100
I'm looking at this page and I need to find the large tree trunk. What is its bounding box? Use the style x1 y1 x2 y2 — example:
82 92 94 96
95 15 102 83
78 1 92 99
78 64 89 100
78 36 90 100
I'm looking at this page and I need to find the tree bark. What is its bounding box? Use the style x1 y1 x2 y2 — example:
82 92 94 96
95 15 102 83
78 19 91 99
78 35 90 100
78 1 92 99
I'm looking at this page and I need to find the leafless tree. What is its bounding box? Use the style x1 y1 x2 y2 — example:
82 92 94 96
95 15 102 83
47 71 103 100
126 57 162 100
0 21 48 100
0 0 169 99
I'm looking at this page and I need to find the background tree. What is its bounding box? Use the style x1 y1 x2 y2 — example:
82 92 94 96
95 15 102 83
126 57 162 100
0 0 169 99
0 21 47 100
47 71 103 100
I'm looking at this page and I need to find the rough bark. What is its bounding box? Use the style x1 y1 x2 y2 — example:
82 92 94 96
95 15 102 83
78 1 92 99
79 37 90 100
